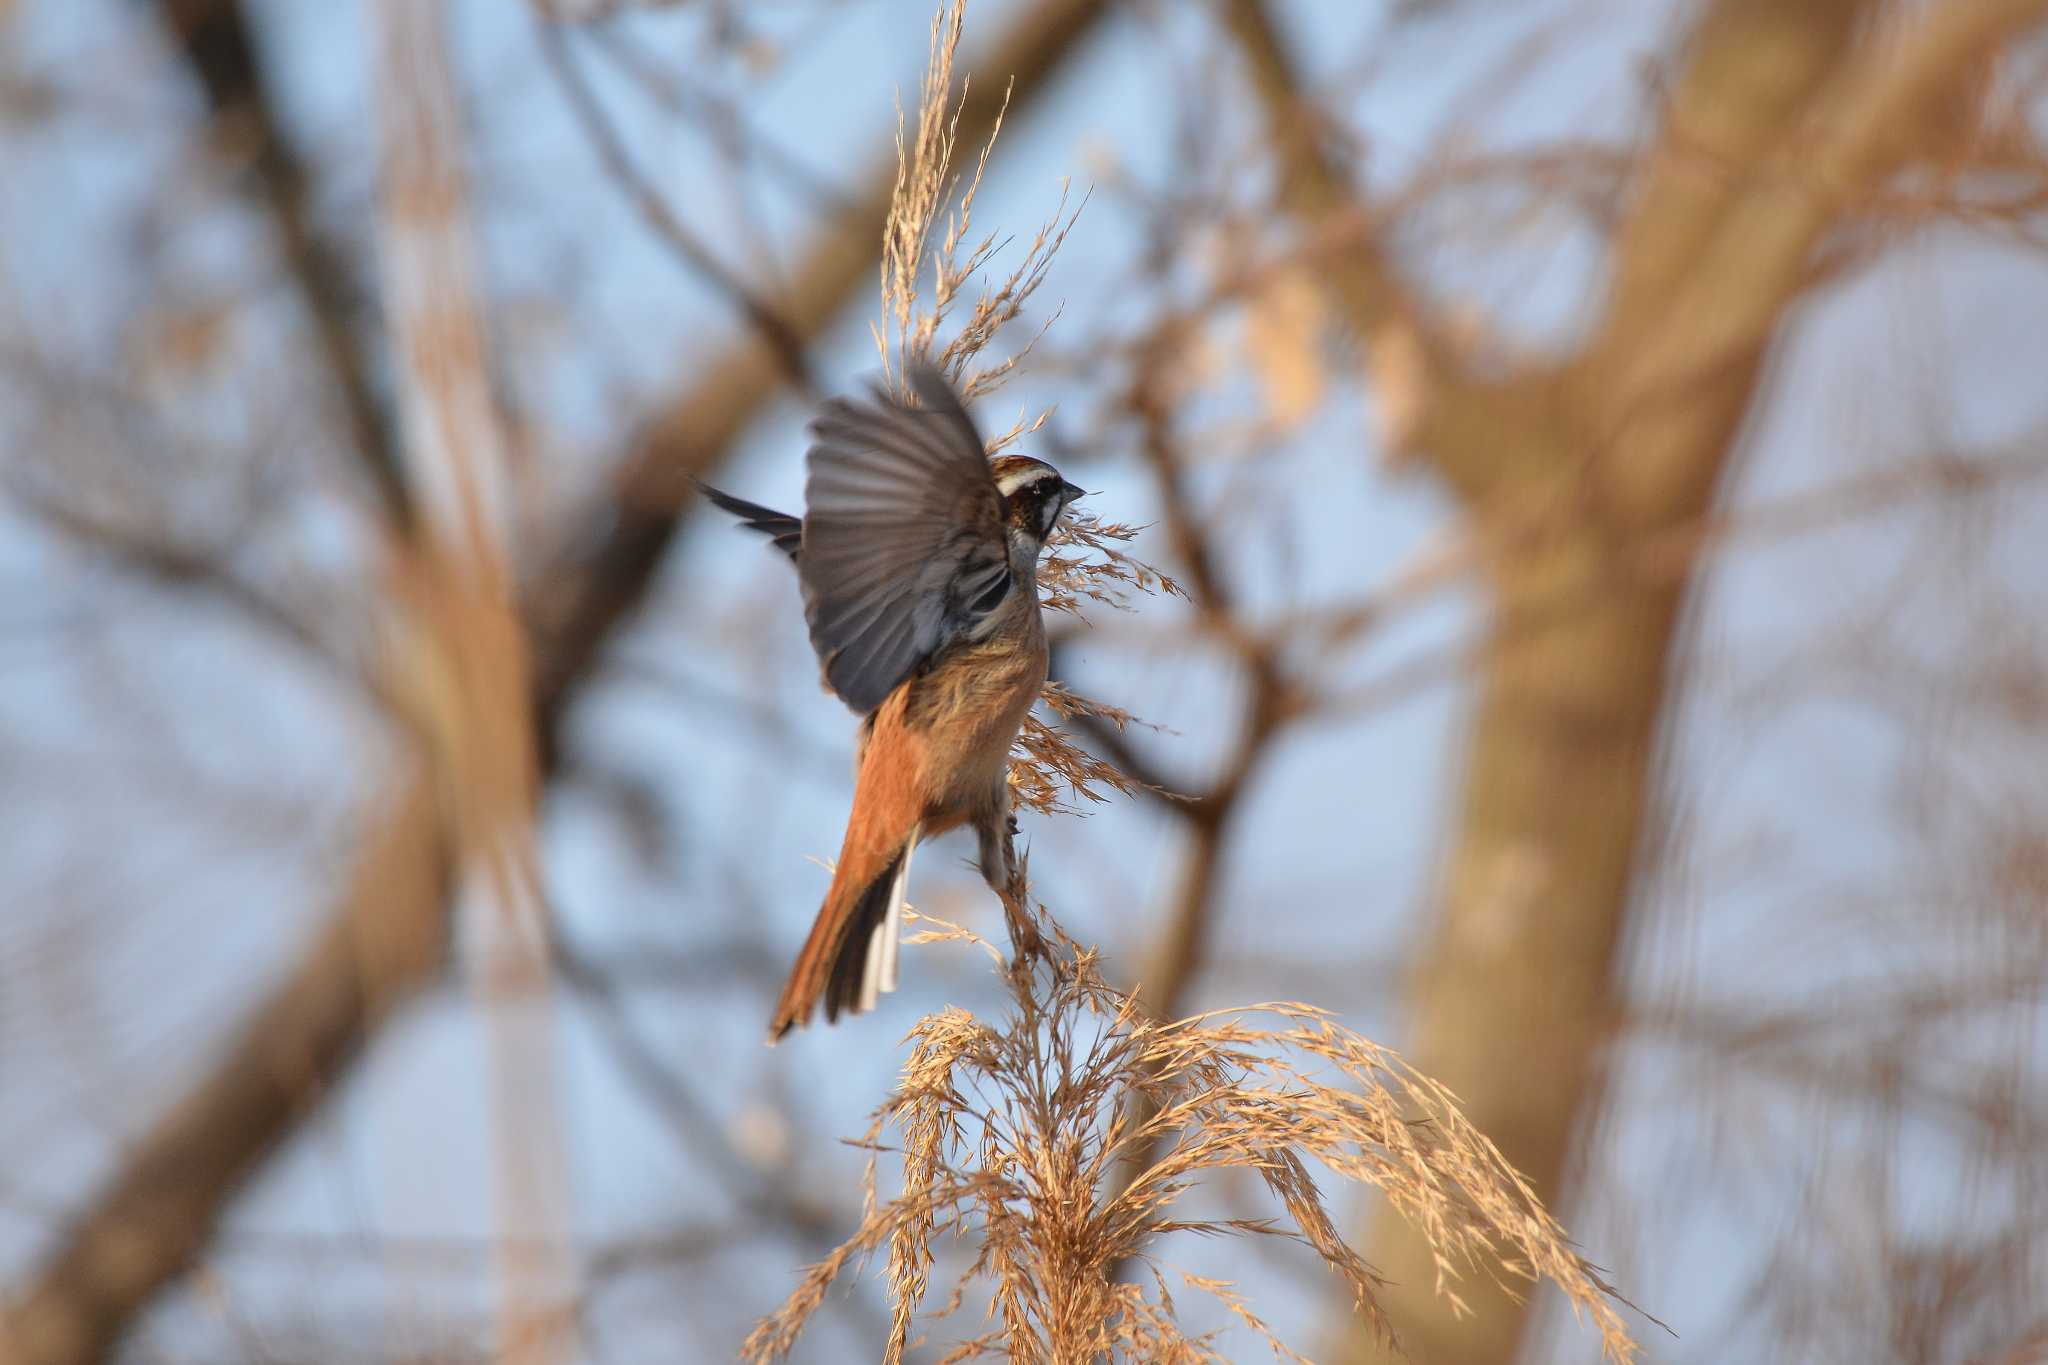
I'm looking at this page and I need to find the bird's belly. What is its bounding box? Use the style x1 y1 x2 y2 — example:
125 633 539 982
905 631 1047 823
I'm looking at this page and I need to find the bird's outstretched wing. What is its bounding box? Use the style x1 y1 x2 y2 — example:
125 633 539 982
800 366 1010 714
695 480 803 562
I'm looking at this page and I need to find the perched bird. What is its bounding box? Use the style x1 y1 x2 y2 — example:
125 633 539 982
697 366 1085 1039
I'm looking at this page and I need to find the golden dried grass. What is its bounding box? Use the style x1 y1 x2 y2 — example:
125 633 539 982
742 902 1640 1364
873 0 1083 407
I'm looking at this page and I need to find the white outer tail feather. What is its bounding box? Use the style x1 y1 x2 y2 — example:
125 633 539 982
856 829 918 1014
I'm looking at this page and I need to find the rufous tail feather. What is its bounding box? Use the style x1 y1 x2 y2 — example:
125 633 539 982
767 828 919 1040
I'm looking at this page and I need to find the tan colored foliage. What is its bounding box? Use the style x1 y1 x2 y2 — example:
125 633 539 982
740 904 1640 1364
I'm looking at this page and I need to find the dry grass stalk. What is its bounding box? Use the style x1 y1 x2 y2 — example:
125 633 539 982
740 902 1641 1365
1037 511 1187 619
1013 684 1188 817
1017 519 1189 815
874 0 1083 404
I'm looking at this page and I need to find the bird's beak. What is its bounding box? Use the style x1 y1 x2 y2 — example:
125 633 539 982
1061 480 1086 503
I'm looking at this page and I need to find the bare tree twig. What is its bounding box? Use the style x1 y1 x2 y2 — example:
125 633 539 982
531 1 815 392
1219 0 1461 473
546 937 896 1347
584 25 863 220
548 934 840 1245
152 0 411 529
0 774 455 1365
5 479 354 685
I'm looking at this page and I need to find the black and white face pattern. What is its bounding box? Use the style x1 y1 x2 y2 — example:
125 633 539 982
994 457 1085 547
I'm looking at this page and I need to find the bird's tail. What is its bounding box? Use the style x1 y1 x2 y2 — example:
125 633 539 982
768 827 919 1041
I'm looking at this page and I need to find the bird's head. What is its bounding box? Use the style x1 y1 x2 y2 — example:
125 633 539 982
992 454 1086 549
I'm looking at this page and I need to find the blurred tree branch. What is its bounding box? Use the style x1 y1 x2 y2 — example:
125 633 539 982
371 1 575 1357
151 0 412 530
1118 337 1299 1021
0 3 1114 1361
1219 0 1464 479
549 919 896 1345
547 931 891 1328
532 1 816 391
1 775 454 1365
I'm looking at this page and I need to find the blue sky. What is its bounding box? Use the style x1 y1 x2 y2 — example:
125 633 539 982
2 1 2045 1360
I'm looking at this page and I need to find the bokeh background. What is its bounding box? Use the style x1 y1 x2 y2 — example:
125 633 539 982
3 0 2047 1361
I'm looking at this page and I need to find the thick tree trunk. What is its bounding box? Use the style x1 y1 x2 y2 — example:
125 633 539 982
1350 499 1692 1363
1338 0 2048 1356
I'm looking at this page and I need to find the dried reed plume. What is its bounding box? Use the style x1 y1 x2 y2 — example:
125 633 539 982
742 904 1640 1364
1016 504 1188 817
745 3 1643 1360
874 0 1080 407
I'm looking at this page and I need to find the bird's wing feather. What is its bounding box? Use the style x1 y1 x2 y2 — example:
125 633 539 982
800 366 1008 713
694 480 804 562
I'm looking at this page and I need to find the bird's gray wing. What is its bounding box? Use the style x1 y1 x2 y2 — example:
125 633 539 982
694 480 804 562
799 365 1010 714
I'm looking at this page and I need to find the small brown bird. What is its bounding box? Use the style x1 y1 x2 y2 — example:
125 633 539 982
697 366 1084 1039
